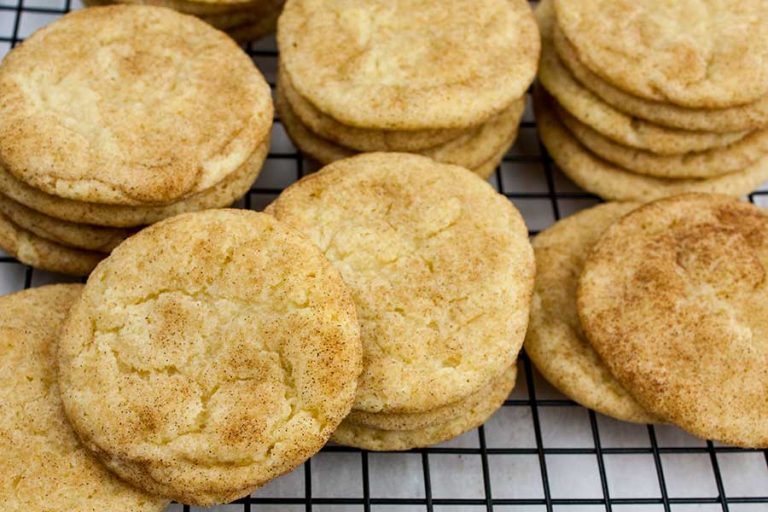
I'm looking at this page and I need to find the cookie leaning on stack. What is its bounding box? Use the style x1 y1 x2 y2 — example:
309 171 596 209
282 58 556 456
57 209 363 506
578 194 768 448
267 153 535 450
0 285 167 510
0 6 273 275
276 0 539 179
83 0 285 42
534 0 768 201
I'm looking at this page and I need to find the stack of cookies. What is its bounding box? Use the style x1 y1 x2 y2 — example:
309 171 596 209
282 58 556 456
526 194 768 448
83 0 285 41
0 6 273 275
268 153 535 450
534 0 768 201
275 0 540 180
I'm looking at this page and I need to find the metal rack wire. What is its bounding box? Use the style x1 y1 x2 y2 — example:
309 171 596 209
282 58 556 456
0 1 767 511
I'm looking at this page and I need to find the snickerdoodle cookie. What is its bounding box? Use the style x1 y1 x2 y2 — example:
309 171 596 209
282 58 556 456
0 5 272 206
578 194 768 447
535 0 768 201
276 0 537 176
554 0 768 108
267 153 534 448
57 209 362 505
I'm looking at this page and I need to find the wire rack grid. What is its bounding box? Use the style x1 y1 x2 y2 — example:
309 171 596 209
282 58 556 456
0 2 767 511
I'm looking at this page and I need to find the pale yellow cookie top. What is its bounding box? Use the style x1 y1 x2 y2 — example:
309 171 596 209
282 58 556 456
0 5 272 206
0 285 167 511
267 153 534 414
578 194 768 448
526 203 657 424
57 209 362 505
554 0 768 109
278 0 539 130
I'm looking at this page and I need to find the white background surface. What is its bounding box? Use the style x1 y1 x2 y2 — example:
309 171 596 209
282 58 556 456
0 1 766 510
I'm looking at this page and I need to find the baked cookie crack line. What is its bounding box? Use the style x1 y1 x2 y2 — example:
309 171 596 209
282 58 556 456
98 342 319 467
97 286 310 312
87 294 323 457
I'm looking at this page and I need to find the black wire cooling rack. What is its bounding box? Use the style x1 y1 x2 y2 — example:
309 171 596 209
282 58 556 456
1 2 767 511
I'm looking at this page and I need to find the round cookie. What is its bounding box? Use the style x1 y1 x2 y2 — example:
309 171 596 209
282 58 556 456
277 88 523 177
526 203 657 424
0 210 104 275
0 193 131 252
57 209 363 505
578 194 768 447
558 107 768 180
279 68 468 152
553 26 768 133
534 91 768 202
0 5 272 205
0 139 267 227
554 0 768 108
278 0 539 130
266 153 534 414
535 0 748 155
332 365 517 451
0 285 167 510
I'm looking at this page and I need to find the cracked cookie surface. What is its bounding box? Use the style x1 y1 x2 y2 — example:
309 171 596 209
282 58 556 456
57 209 362 505
578 194 768 447
0 284 167 511
0 5 272 205
267 153 534 414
